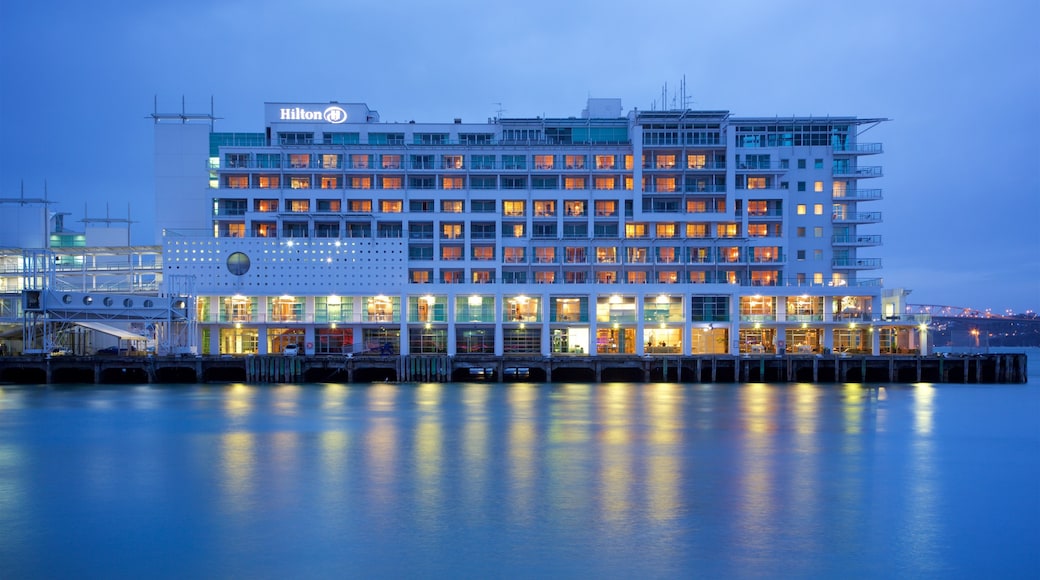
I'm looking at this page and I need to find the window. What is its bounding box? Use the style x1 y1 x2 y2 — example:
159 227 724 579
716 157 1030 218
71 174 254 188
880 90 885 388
797 204 807 215
472 245 495 261
656 223 676 238
380 176 402 189
594 222 618 237
257 175 280 189
382 154 402 169
691 296 729 322
415 133 448 145
369 132 405 145
409 222 433 240
797 250 806 261
595 200 617 217
441 246 463 260
287 199 309 212
408 176 434 190
813 272 824 284
716 223 739 238
410 199 433 212
626 247 648 263
596 246 617 263
748 224 768 237
442 200 464 213
409 245 433 260
747 177 767 189
503 200 526 217
564 177 586 190
321 154 341 169
411 155 434 169
471 176 497 190
564 247 586 263
798 159 807 169
596 271 617 284
350 154 371 169
564 200 585 216
686 223 708 238
503 247 525 263
255 199 278 212
290 176 311 189
534 154 554 169
320 176 339 189
441 223 463 239
257 153 280 168
348 200 372 213
595 155 615 169
225 153 249 168
471 155 495 169
379 222 403 238
442 270 464 284
534 271 556 284
346 222 371 237
533 176 558 190
506 222 525 238
814 159 824 169
442 155 464 169
562 223 587 238
380 200 402 213
532 223 557 238
350 177 372 189
814 249 824 261
534 200 556 217
814 227 824 238
564 155 585 169
289 154 310 168
593 177 616 190
625 223 647 238
410 270 431 284
442 176 465 190
814 181 824 192
472 200 496 213
472 270 494 284
471 222 496 239
225 175 248 189
814 204 824 215
534 247 556 263
687 154 706 169
316 199 340 212
627 271 648 284
797 181 806 192
501 176 527 189
502 155 526 170
655 154 676 169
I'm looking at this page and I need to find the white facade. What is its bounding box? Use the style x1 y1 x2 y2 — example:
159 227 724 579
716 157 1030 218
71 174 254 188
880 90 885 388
155 99 922 357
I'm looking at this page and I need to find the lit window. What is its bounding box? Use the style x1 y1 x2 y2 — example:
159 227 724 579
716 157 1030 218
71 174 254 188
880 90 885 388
258 175 279 189
510 223 525 238
534 247 555 263
472 246 495 261
442 177 464 190
441 224 463 239
813 227 824 238
382 154 402 169
813 272 824 285
686 223 707 238
655 177 677 192
534 201 556 216
625 223 647 238
290 176 311 189
441 246 463 260
594 177 616 190
595 155 615 169
380 200 402 213
350 154 370 169
442 155 464 169
534 155 554 169
595 200 617 216
747 177 766 189
624 155 634 170
687 154 706 169
350 177 371 190
655 154 676 169
381 176 402 190
320 176 339 189
441 200 463 213
564 155 585 169
814 204 824 215
289 154 310 168
797 204 807 215
349 200 372 213
564 177 586 190
503 200 525 216
814 181 824 192
656 223 676 238
627 271 647 284
503 247 525 263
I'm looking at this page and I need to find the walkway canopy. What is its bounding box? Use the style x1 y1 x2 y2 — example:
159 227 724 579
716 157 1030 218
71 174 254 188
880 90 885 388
75 321 148 343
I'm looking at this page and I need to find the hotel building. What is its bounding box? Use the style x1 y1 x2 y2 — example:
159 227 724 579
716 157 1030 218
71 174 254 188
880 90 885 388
155 99 921 357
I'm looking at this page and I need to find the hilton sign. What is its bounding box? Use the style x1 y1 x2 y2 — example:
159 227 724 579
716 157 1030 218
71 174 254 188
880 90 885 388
279 105 348 124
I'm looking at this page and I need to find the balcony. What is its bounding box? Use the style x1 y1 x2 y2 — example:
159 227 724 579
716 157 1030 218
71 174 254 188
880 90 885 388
832 258 882 269
832 234 882 247
833 188 882 201
832 211 881 224
833 166 883 178
833 142 883 155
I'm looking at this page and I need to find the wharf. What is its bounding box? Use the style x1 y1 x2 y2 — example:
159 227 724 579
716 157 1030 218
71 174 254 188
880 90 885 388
0 353 1027 385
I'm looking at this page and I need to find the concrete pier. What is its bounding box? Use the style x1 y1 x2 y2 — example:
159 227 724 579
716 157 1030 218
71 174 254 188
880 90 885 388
0 353 1028 385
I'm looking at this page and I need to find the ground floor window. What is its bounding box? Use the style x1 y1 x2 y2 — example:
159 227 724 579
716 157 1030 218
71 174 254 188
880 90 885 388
784 328 821 353
503 326 540 354
597 326 635 354
316 328 353 355
362 327 400 355
457 327 494 354
220 327 258 354
268 327 304 354
643 327 682 354
690 327 728 354
551 327 589 354
833 328 869 354
739 328 776 354
409 326 447 354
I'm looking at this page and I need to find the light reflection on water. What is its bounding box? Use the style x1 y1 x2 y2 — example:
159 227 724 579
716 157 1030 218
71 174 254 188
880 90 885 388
0 380 1036 578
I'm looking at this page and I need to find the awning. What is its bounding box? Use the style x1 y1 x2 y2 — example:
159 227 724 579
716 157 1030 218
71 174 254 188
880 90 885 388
75 321 148 342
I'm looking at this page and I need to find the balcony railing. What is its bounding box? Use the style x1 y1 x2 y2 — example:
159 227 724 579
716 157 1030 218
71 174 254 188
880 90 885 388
832 235 882 246
833 166 883 178
833 188 882 201
832 258 882 269
833 142 883 154
832 211 882 224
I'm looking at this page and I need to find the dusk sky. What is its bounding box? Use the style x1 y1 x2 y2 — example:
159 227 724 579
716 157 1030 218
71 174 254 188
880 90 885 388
1 0 1037 313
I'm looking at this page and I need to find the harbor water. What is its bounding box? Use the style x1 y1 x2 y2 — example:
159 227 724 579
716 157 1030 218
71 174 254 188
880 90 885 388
1 349 1037 578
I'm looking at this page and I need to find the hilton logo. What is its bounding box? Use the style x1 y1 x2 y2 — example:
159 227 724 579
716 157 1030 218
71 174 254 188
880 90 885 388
279 105 348 124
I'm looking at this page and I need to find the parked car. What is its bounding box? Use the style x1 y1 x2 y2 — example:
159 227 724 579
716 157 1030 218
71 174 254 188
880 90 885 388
283 344 300 356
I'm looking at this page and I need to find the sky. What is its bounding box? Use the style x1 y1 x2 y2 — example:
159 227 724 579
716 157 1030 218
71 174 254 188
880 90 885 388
1 0 1038 314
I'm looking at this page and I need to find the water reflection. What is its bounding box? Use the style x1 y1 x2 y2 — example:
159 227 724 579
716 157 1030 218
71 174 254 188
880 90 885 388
0 379 1023 578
